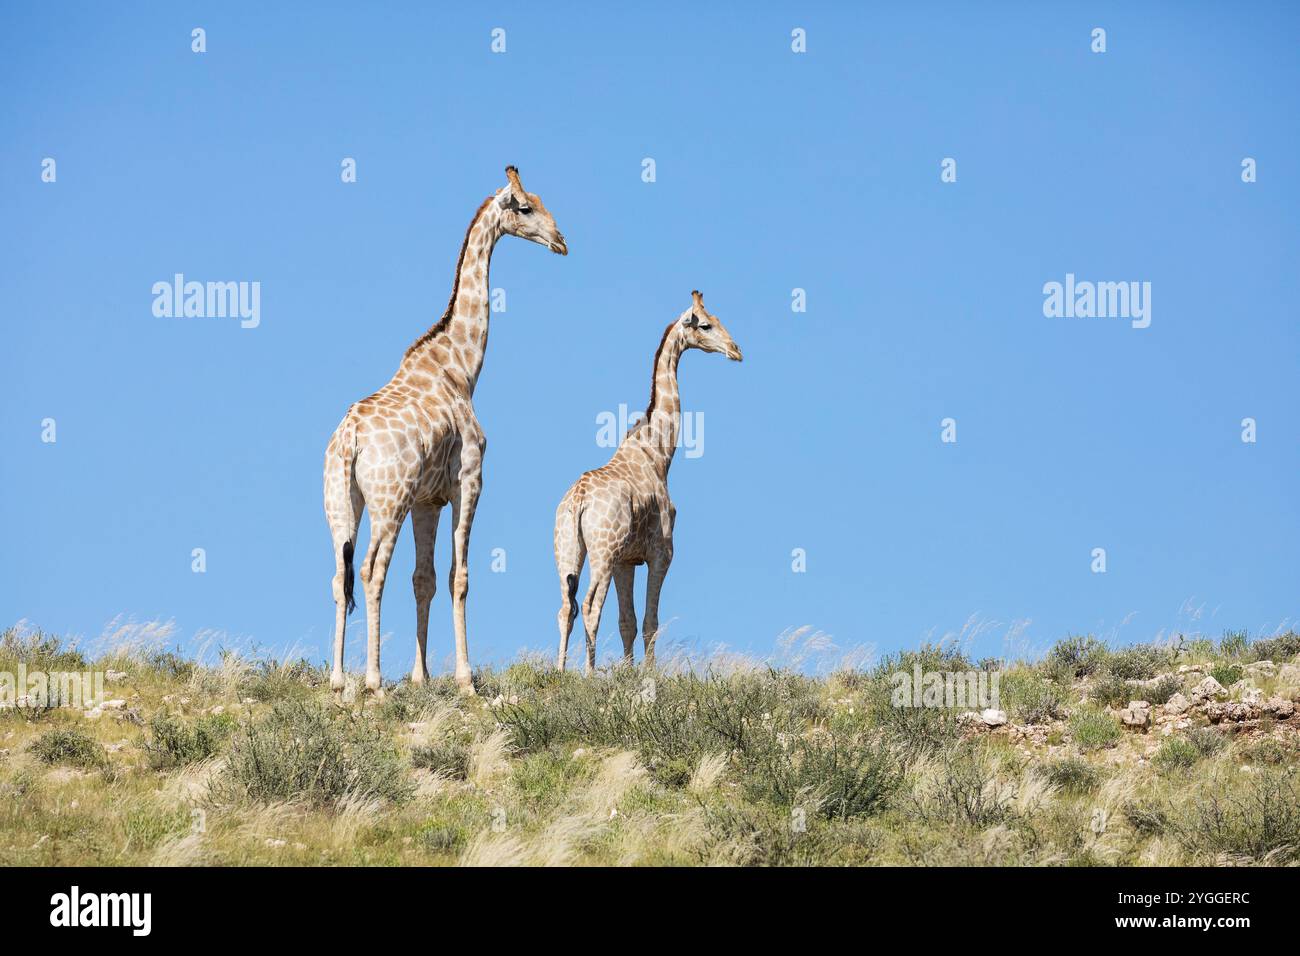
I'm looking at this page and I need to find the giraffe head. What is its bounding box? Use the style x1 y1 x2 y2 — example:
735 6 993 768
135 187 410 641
678 290 742 361
496 165 568 255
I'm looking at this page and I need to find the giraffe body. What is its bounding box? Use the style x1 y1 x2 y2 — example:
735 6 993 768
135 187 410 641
324 167 566 697
555 291 742 673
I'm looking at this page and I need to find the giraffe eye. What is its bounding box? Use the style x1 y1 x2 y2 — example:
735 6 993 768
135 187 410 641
698 323 712 331
518 205 532 214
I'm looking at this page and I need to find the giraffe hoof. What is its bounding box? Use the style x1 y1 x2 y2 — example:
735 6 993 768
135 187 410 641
456 675 476 696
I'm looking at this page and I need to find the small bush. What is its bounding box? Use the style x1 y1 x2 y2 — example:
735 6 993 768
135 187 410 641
1218 631 1249 659
1043 757 1100 794
221 700 410 806
1210 663 1243 688
1176 769 1300 863
1249 631 1300 664
1000 670 1067 724
0 628 88 672
1105 645 1168 682
28 728 105 769
1044 635 1108 681
1068 709 1121 751
1089 672 1133 708
143 648 195 682
240 658 323 702
1124 800 1171 837
909 746 1014 828
1144 674 1182 706
742 730 902 821
1239 737 1300 766
1153 737 1201 773
1185 726 1228 758
143 712 234 769
411 739 470 779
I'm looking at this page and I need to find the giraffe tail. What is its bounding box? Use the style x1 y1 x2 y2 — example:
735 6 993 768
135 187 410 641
342 541 356 615
335 418 359 616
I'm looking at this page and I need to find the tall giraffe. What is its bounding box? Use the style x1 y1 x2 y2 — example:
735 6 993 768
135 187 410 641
324 166 567 697
554 291 742 673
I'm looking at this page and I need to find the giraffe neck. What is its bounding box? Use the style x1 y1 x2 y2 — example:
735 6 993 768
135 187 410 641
400 196 504 392
626 324 687 478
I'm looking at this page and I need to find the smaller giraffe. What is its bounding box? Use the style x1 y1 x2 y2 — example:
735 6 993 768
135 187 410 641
554 290 743 673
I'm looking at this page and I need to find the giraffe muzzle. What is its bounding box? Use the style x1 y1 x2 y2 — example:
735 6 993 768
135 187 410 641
550 235 569 256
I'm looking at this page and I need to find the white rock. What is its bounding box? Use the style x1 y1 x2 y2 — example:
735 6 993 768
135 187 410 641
1120 701 1151 729
1191 676 1227 702
1245 660 1275 677
1163 693 1190 715
105 669 128 682
979 708 1008 727
101 699 127 710
265 838 287 849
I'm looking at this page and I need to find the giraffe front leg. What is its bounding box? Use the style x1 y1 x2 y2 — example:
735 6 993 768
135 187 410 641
613 564 637 664
410 503 440 686
581 565 613 677
643 551 671 668
449 477 481 696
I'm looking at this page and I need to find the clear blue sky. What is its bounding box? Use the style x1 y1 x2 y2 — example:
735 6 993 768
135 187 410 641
2 2 1297 675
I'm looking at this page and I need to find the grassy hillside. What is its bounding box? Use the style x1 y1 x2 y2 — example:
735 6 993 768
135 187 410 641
2 626 1299 866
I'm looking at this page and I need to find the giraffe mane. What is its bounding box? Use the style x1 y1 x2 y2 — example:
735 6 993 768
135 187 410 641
640 319 679 426
404 194 495 359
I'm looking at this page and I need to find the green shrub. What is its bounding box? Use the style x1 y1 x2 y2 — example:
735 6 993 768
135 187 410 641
909 746 1013 828
1144 674 1182 706
1185 726 1228 758
379 679 462 722
1175 769 1300 863
1218 631 1249 659
1044 635 1108 681
1153 737 1201 773
1239 737 1300 766
0 627 88 672
1089 672 1133 707
1249 632 1300 663
411 739 470 779
501 659 564 694
1000 670 1067 724
143 648 196 682
741 730 902 821
1043 757 1100 794
221 700 410 806
1068 709 1121 751
1124 800 1171 837
1210 663 1243 688
28 728 105 769
1106 645 1167 682
240 658 323 702
143 712 234 769
862 646 970 756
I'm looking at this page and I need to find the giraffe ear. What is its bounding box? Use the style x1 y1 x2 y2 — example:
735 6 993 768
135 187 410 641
684 313 699 328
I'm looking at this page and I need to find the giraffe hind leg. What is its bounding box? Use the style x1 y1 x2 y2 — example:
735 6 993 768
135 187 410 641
613 564 637 663
326 454 364 699
554 498 586 671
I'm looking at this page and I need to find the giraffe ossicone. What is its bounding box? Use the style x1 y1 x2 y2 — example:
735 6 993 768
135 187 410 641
554 290 743 674
323 166 567 698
